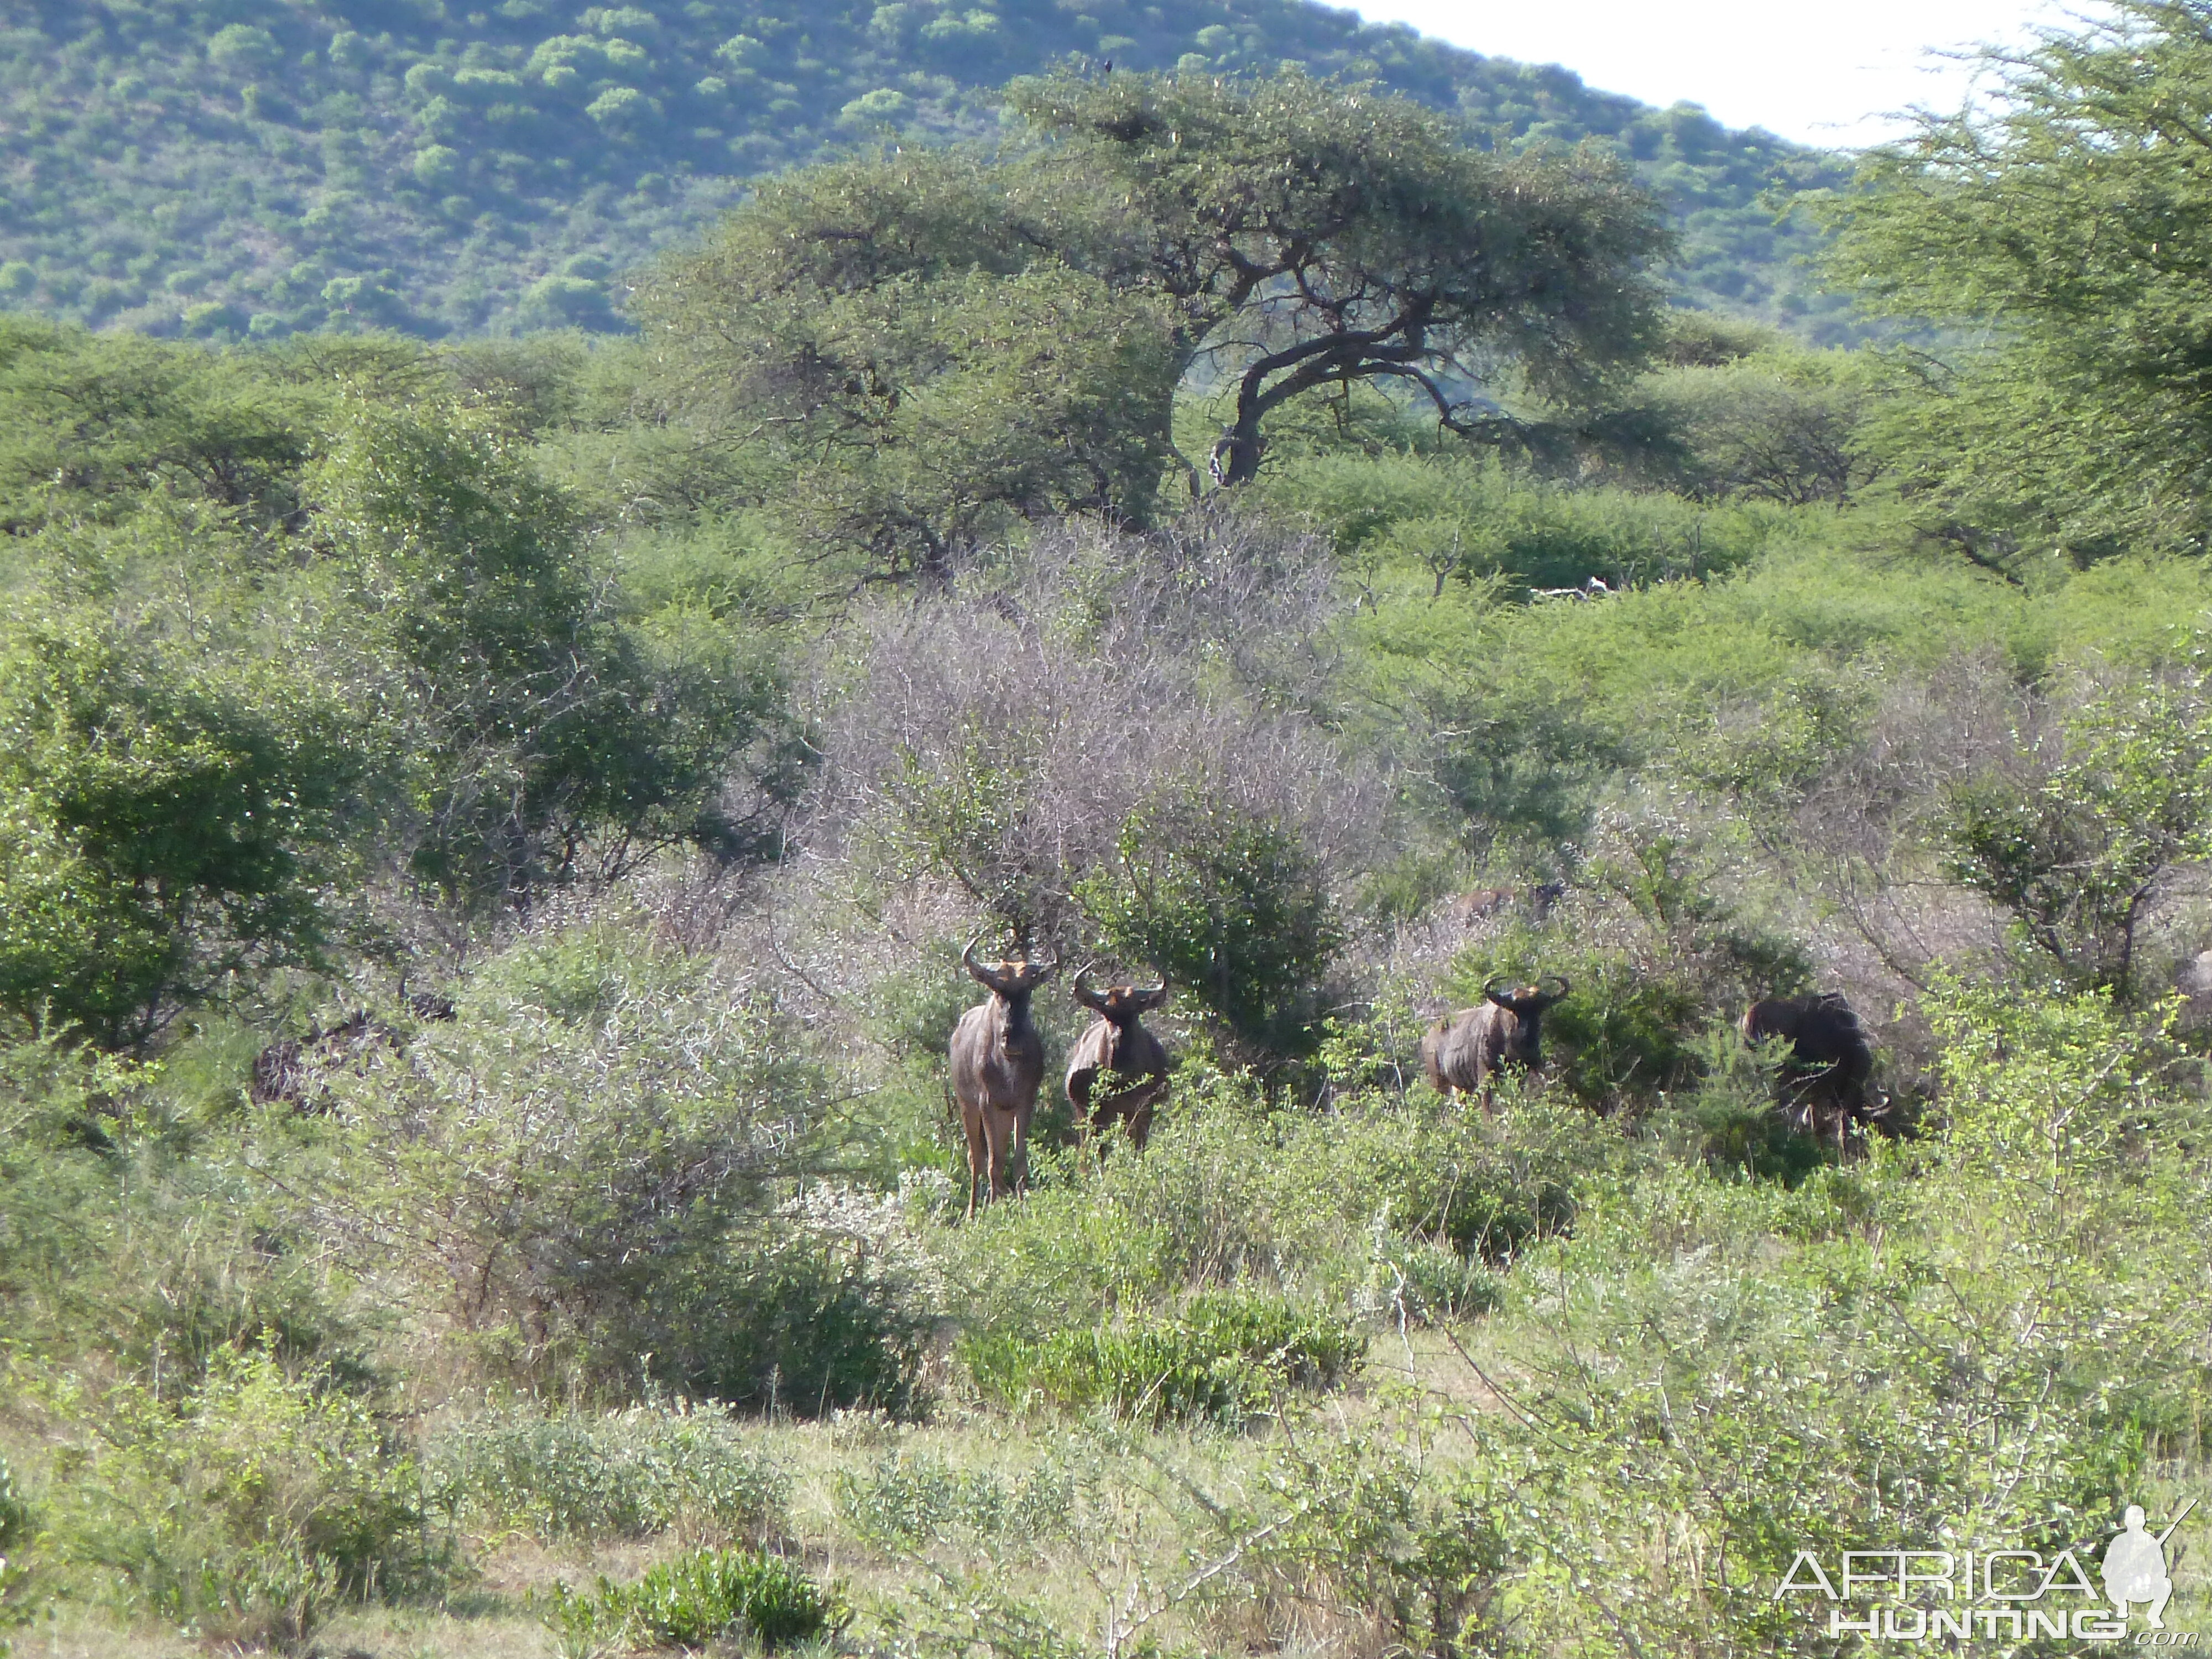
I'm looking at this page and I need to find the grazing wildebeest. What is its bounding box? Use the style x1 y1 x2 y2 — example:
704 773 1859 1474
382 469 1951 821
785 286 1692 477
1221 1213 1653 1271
1740 992 1885 1150
1421 976 1571 1107
1065 969 1170 1151
949 933 1058 1217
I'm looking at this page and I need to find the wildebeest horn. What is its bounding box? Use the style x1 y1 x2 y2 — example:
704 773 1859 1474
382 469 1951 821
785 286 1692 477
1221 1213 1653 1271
961 929 998 987
1073 964 1108 1011
1538 974 1571 1005
1483 977 1511 1008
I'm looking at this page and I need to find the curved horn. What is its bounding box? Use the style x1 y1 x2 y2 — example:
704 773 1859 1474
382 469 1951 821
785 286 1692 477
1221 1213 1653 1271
961 930 998 988
1538 973 1572 1005
1483 977 1512 1009
1072 964 1108 1011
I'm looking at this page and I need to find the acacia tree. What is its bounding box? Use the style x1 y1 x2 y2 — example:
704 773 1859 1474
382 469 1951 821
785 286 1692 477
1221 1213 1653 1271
1006 69 1672 483
1828 0 2212 560
638 70 1668 578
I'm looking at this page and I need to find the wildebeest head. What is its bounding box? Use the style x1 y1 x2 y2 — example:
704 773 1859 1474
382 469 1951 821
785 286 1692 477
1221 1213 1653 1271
1484 974 1571 1063
1072 966 1167 1025
962 932 1060 1000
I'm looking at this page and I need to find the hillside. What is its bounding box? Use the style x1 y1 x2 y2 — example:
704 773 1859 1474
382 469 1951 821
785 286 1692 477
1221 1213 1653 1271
0 0 1851 340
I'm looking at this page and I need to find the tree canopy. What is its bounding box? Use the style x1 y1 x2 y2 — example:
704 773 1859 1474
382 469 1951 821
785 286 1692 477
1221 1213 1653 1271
0 323 802 1042
640 69 1670 575
1828 0 2212 559
1006 70 1672 482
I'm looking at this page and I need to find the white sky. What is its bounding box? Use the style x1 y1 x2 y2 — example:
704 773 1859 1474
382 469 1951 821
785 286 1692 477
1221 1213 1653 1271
1345 0 2089 147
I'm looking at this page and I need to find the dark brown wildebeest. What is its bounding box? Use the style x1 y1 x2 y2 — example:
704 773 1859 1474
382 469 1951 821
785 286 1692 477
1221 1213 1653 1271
949 933 1058 1217
1421 975 1571 1107
248 994 458 1110
1740 992 1885 1150
1065 969 1170 1152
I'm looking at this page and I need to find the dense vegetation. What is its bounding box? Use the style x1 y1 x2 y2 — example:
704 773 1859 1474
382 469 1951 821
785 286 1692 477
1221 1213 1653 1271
5 22 2212 1659
0 0 1848 339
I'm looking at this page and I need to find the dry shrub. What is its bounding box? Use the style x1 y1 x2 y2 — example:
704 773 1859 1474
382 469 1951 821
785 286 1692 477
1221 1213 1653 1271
797 510 1386 953
1770 655 2212 1082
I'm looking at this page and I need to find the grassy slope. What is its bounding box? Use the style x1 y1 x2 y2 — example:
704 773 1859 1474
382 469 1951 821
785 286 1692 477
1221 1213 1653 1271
0 0 1849 340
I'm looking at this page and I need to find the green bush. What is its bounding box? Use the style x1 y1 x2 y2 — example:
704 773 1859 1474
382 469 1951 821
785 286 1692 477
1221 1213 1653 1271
1389 1123 1579 1263
1254 449 1782 589
1934 681 2212 995
307 933 937 1411
0 1459 27 1553
1387 1240 1506 1322
41 1343 443 1652
832 1449 1076 1548
0 598 366 1046
1076 788 1341 1056
0 1034 373 1400
314 395 796 909
547 1546 843 1653
960 1288 1365 1423
937 1077 1606 1347
427 1401 787 1543
662 1215 940 1415
1656 1027 1828 1183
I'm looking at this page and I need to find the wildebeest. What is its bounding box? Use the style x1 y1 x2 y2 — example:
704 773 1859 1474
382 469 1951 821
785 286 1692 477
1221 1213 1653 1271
1421 975 1571 1107
1739 992 1885 1150
248 993 460 1110
1444 883 1566 928
1065 969 1170 1151
949 932 1058 1217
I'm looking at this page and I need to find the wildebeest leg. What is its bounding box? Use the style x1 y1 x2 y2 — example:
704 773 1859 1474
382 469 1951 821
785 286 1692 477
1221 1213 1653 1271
1069 1067 1101 1159
1091 1077 1166 1151
961 1102 988 1219
982 1105 1016 1201
1010 1105 1034 1196
1125 1081 1162 1150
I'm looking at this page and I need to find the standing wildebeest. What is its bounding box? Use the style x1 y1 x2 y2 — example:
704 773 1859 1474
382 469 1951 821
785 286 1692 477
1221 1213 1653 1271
1740 992 1883 1150
1065 969 1170 1151
1421 976 1571 1107
950 933 1058 1217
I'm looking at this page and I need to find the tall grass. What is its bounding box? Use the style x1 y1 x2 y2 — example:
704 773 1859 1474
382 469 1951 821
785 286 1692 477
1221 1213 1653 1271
426 1400 787 1543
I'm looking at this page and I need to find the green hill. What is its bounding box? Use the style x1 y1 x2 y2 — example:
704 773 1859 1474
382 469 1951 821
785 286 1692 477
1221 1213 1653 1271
0 0 1851 340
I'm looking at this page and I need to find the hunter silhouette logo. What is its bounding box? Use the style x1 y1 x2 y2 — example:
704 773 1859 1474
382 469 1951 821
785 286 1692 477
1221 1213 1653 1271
1775 1498 2198 1642
2104 1499 2193 1630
